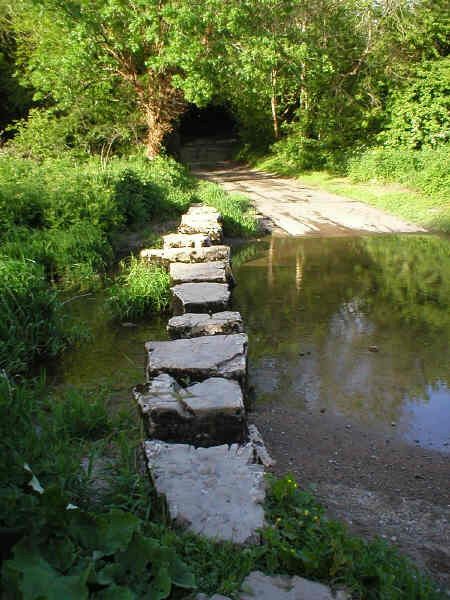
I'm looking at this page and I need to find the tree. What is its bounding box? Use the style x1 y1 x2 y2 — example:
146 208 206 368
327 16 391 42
11 0 230 157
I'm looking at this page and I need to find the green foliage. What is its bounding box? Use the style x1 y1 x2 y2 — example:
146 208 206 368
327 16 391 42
0 258 68 373
381 58 450 149
3 490 195 600
195 181 257 237
348 145 450 202
106 257 171 321
258 474 442 599
0 375 196 600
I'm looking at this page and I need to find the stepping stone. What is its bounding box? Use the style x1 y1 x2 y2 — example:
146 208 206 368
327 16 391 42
133 374 246 445
171 282 231 314
164 245 230 264
196 571 349 600
143 440 266 544
145 333 248 390
139 248 169 268
163 233 211 249
167 311 244 339
178 210 223 242
239 571 350 600
170 261 233 285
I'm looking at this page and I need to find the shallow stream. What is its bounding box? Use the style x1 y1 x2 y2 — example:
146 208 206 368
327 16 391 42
48 233 450 453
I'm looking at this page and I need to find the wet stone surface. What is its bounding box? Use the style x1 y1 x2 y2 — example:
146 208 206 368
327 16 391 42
170 261 232 285
163 232 211 249
145 334 248 391
167 311 244 339
164 245 230 264
133 374 246 445
171 282 231 314
143 440 266 544
178 210 223 242
196 571 349 600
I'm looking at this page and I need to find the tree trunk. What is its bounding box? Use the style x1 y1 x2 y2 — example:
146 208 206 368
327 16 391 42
142 73 186 159
271 69 280 140
145 108 168 159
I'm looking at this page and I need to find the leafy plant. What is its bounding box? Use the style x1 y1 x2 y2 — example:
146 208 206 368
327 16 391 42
2 471 196 600
106 257 171 321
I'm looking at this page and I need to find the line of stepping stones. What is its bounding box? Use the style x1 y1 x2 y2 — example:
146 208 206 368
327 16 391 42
135 204 349 600
136 204 271 546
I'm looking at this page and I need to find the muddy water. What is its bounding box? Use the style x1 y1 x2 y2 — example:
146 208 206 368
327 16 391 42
232 233 450 453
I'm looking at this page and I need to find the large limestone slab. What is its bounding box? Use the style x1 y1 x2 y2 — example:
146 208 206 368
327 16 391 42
143 441 266 544
167 311 244 339
239 571 350 600
196 571 349 600
139 248 169 268
170 261 232 285
163 233 211 249
171 283 231 314
134 374 246 445
164 245 230 264
145 334 248 389
178 209 223 242
186 203 223 217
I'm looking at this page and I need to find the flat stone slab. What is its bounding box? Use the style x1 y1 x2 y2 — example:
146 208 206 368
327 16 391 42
143 441 266 544
171 283 231 314
139 248 169 268
163 233 211 249
133 374 246 445
187 204 223 217
145 334 248 389
196 571 349 600
170 261 232 285
164 245 230 264
167 311 244 339
178 213 223 242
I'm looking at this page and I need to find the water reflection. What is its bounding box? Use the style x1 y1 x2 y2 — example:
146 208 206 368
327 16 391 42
232 234 450 452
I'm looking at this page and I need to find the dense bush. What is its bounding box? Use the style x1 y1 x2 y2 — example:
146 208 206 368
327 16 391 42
347 145 450 201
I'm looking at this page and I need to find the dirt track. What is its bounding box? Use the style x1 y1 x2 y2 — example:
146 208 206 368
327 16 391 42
182 137 426 237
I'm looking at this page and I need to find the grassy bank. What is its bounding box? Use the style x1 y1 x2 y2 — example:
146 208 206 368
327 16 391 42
0 374 444 600
254 146 450 233
0 152 257 374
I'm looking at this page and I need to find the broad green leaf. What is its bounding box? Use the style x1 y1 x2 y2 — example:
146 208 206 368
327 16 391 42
96 562 125 586
117 533 161 574
6 539 89 600
168 556 196 589
149 564 171 600
95 510 141 554
93 584 137 600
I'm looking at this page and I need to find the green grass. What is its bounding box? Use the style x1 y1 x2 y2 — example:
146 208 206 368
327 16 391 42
195 180 258 237
254 147 450 233
106 256 171 321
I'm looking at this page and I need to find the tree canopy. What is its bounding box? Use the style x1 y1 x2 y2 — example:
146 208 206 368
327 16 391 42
2 0 449 157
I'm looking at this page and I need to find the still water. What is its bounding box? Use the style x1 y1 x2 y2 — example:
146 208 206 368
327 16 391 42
232 234 450 452
49 233 450 452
